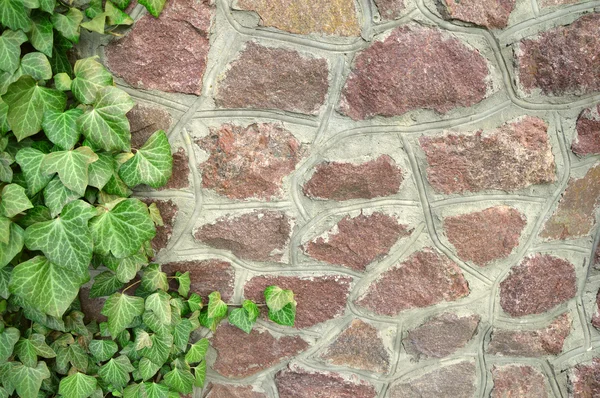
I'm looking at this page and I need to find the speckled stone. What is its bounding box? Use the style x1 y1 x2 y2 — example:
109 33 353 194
591 289 600 329
204 384 267 398
439 0 516 29
569 358 600 397
538 0 578 6
491 365 549 398
127 104 173 148
389 362 477 398
276 368 377 398
573 105 600 156
161 260 235 302
141 199 177 253
374 0 405 20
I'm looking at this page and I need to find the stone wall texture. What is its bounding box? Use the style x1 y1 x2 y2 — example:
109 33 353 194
90 0 600 395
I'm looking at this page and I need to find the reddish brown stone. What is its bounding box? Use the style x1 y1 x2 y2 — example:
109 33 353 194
516 14 600 96
374 0 404 20
540 164 600 240
276 368 377 398
570 358 600 397
420 117 556 194
595 243 600 270
303 212 411 271
215 43 329 115
161 260 235 302
339 25 489 120
141 199 177 253
487 313 571 356
389 362 476 398
302 155 403 201
356 248 470 316
440 0 516 29
212 324 308 378
105 0 213 95
592 290 600 329
403 313 480 359
500 254 576 317
127 104 173 149
197 123 303 200
79 287 107 323
320 319 390 374
204 384 267 398
444 206 526 266
491 365 548 398
164 148 190 190
194 211 292 263
573 105 600 156
244 275 352 328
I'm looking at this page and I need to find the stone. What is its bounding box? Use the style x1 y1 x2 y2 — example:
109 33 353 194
500 254 577 317
215 42 329 115
595 243 600 270
194 211 292 263
161 260 235 302
389 362 477 398
487 313 571 356
338 25 489 120
141 199 177 253
356 248 469 316
79 287 107 323
516 14 600 96
211 324 308 378
320 319 391 374
538 0 578 6
570 358 600 397
244 275 352 328
127 104 173 149
439 0 516 29
236 0 360 36
444 206 526 266
592 290 600 329
374 0 404 20
302 155 403 201
403 313 480 359
276 368 377 398
164 148 191 190
419 116 556 194
540 164 600 240
302 212 411 271
204 384 267 398
197 123 303 200
105 0 213 95
572 105 600 156
491 365 549 398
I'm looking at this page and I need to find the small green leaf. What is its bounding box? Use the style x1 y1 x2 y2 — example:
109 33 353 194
15 338 38 367
177 271 190 298
15 147 53 196
228 300 259 334
41 146 98 195
0 216 9 244
42 108 83 150
164 367 193 394
89 271 123 298
89 339 118 362
50 35 73 76
51 8 82 43
101 293 144 338
139 333 172 367
71 57 113 105
68 343 88 372
172 319 191 352
147 202 163 226
268 302 296 327
0 183 33 217
105 1 132 25
80 13 105 34
141 311 170 336
0 221 24 268
115 252 145 283
207 291 227 319
184 338 208 364
29 15 53 57
138 0 165 17
29 333 55 358
19 52 53 81
139 263 168 292
0 326 19 362
187 293 202 312
0 0 31 32
145 291 171 325
98 356 134 389
43 175 80 217
0 30 27 73
138 357 159 381
85 0 103 18
58 372 97 398
264 285 295 312
54 72 71 91
134 330 152 351
142 382 168 398
193 362 206 388
88 152 113 190
10 362 50 398
0 152 12 183
119 130 172 188
39 0 55 13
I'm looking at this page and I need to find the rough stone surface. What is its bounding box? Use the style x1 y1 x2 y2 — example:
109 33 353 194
356 248 470 316
244 275 352 328
516 14 600 96
389 362 477 398
194 211 291 262
440 0 516 29
127 104 173 149
302 155 403 201
374 0 405 20
320 319 391 374
444 206 527 266
161 260 235 302
215 43 329 115
141 199 177 252
105 0 213 95
339 25 489 120
570 358 600 397
500 254 577 317
573 105 600 156
420 117 556 194
197 123 303 200
236 0 360 36
403 313 480 359
491 365 549 398
212 324 307 378
540 164 600 240
276 368 377 398
302 212 411 271
204 384 267 398
538 0 578 6
487 313 571 356
592 290 600 329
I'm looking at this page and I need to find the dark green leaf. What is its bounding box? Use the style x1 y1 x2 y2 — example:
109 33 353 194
101 293 144 338
89 271 123 298
29 15 53 57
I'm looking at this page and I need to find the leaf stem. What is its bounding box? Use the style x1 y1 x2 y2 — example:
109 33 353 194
121 279 142 294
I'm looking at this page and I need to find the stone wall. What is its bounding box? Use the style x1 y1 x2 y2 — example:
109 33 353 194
86 0 600 395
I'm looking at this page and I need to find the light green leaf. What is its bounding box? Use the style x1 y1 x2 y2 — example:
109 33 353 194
187 293 202 312
143 383 168 398
119 130 172 189
0 267 12 299
11 362 50 398
88 339 118 362
41 146 98 195
264 285 295 312
0 221 23 268
139 333 172 367
115 252 145 283
15 148 53 196
23 0 39 9
19 52 52 81
105 1 132 25
0 215 9 244
80 13 105 34
207 291 227 319
134 330 152 350
140 263 167 292
0 30 27 73
228 300 259 334
193 362 206 388
43 175 80 217
39 0 55 13
101 292 144 338
141 311 170 336
59 372 97 398
68 343 88 372
164 367 193 394
147 203 163 226
0 0 31 32
123 383 144 398
29 15 53 57
86 0 103 18
88 152 113 190
71 57 113 105
243 299 260 322
29 333 55 358
0 98 9 134
0 183 33 217
138 357 159 381
184 338 208 364
198 308 223 332
177 271 190 298
145 291 171 325
42 108 83 150
138 0 165 17
15 338 38 367
54 72 71 91
0 326 19 362
268 302 296 327
172 319 191 352
50 35 72 76
98 356 134 389
89 271 123 298
51 8 82 43
0 152 12 183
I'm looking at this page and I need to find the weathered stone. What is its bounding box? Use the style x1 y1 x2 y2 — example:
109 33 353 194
161 260 235 302
573 105 600 156
356 248 469 316
374 0 404 20
212 324 308 378
403 313 480 359
164 148 191 190
540 164 600 240
236 0 360 36
320 319 390 374
339 25 489 120
538 0 578 6
244 275 352 328
439 0 516 29
79 287 107 323
204 384 267 398
302 155 403 201
389 362 477 398
141 199 177 252
303 212 411 271
276 368 377 398
487 313 571 356
127 104 173 149
444 206 526 266
215 43 329 115
516 14 600 96
500 254 576 317
591 289 600 329
197 123 303 200
491 365 549 398
570 358 600 397
105 0 213 95
194 211 292 263
419 117 556 194
595 243 600 270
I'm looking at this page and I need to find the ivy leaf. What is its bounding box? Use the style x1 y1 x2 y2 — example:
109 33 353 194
11 362 50 398
145 290 171 325
58 372 97 398
142 382 168 398
141 311 170 336
176 271 190 298
51 8 82 43
187 293 202 312
193 362 206 388
50 35 72 76
0 0 31 32
114 252 145 283
228 300 259 334
119 130 172 188
105 1 132 25
198 308 222 332
0 152 11 183
54 72 71 91
15 338 39 367
172 319 192 352
0 216 9 243
139 263 168 292
139 333 172 367
86 0 103 18
0 183 33 217
41 146 98 195
268 302 296 327
0 326 19 362
42 108 83 150
98 356 134 389
15 148 53 196
164 367 193 394
207 291 227 319
264 285 295 312
89 271 123 298
39 0 54 13
43 175 80 217
138 357 159 381
68 343 88 372
88 339 118 362
138 0 165 17
19 52 53 81
0 221 24 268
29 333 55 358
184 338 208 364
134 330 152 350
80 13 105 33
101 292 144 338
29 15 53 57
71 57 113 105
88 152 113 190
0 30 27 73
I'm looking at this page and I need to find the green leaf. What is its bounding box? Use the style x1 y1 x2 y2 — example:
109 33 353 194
98 356 134 389
29 15 53 57
119 130 172 189
11 362 50 398
228 300 259 334
29 333 55 358
80 13 105 34
115 252 145 283
51 8 82 43
38 0 55 13
145 290 171 325
139 263 167 292
264 285 295 312
177 272 190 298
0 326 19 362
71 57 113 105
54 72 71 91
184 338 208 364
134 330 152 350
19 52 53 81
172 319 191 352
41 146 98 195
164 367 193 394
85 0 102 18
268 302 296 327
0 99 9 134
138 0 166 17
105 1 132 25
138 357 159 381
101 293 144 338
89 271 123 298
15 338 39 367
0 0 31 32
0 215 9 244
68 343 88 372
42 108 83 150
0 183 33 217
23 0 39 9
64 310 88 335
207 291 227 319
139 333 172 367
0 222 23 268
141 311 170 336
43 175 80 217
193 362 206 388
88 339 118 362
59 372 97 398
187 293 202 312
50 35 72 76
87 152 113 190
15 148 53 196
0 30 27 73
143 382 168 398
0 152 12 183
198 308 222 332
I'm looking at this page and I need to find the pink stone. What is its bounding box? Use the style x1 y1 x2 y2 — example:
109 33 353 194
572 105 600 156
491 365 549 398
204 384 267 398
389 362 477 398
570 358 600 397
440 0 516 29
356 248 470 316
141 199 177 253
419 117 556 194
592 289 600 330
276 368 377 398
161 260 235 302
339 25 489 120
374 0 405 20
127 104 173 149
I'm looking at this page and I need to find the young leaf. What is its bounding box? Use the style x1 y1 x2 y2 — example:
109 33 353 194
41 146 99 196
89 271 123 298
163 367 193 394
207 291 227 319
54 72 71 91
67 343 88 372
0 183 33 218
139 263 168 292
139 333 172 367
138 0 165 17
0 326 19 362
176 271 190 298
268 302 296 327
80 13 105 34
15 147 54 196
19 52 52 81
0 0 31 32
137 357 159 381
87 152 114 190
187 293 202 312
142 382 168 398
29 15 53 58
0 221 24 268
184 338 208 364
88 339 118 362
29 333 55 358
98 356 134 389
41 108 83 150
0 152 12 183
105 1 133 25
172 319 192 352
114 252 146 283
119 131 172 188
70 57 113 105
43 175 80 217
50 8 83 43
144 290 171 325
0 29 27 73
58 372 97 398
15 338 38 367
228 300 259 334
10 362 50 398
263 285 295 312
193 361 206 388
134 330 152 350
101 292 144 338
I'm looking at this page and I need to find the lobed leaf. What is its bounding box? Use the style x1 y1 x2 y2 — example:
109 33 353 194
0 183 33 217
58 372 97 398
119 130 172 188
